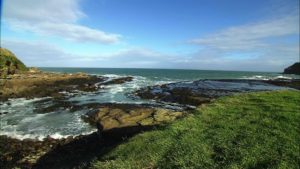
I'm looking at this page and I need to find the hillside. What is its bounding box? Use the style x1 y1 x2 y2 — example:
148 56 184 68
0 48 28 77
284 62 300 75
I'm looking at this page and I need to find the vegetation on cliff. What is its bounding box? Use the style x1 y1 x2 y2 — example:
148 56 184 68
91 90 300 169
0 48 28 77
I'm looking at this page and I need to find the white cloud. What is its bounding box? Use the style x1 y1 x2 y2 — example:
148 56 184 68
1 39 174 68
3 0 84 23
3 0 121 44
189 15 299 51
2 37 298 71
186 14 300 71
180 44 299 72
2 2 299 72
1 39 73 66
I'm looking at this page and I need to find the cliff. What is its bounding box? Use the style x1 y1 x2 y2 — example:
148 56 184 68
0 48 28 77
283 62 300 75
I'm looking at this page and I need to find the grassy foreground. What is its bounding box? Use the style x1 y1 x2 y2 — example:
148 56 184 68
91 90 300 169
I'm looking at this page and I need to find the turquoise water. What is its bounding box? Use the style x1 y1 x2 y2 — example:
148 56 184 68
1 68 299 140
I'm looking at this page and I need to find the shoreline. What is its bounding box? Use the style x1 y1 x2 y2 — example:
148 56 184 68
1 70 300 168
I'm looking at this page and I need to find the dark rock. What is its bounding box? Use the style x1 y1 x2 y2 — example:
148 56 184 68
0 111 9 115
0 135 61 169
265 79 300 90
135 79 291 106
1 126 156 169
101 76 133 85
283 62 300 75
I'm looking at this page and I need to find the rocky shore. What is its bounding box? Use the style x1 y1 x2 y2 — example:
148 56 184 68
0 71 103 101
1 47 299 168
0 73 186 168
0 70 186 169
0 130 147 169
134 79 297 106
1 71 299 168
0 102 185 169
0 135 74 168
0 70 139 101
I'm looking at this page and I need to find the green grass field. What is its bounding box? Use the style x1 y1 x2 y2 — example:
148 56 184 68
91 90 300 169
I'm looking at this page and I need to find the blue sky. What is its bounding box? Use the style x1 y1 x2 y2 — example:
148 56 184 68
1 0 299 71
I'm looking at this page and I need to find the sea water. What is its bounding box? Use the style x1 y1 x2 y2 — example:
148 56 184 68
1 68 299 140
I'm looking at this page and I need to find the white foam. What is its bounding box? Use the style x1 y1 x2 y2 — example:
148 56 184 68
0 129 97 141
0 131 47 140
19 113 48 123
2 97 49 106
274 75 293 80
0 74 180 140
241 75 296 80
103 74 122 78
241 75 269 80
0 98 97 141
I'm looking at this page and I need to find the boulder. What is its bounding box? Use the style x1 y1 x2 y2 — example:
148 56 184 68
85 104 185 130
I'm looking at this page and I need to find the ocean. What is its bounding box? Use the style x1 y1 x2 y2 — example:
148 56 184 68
40 67 299 81
1 68 299 140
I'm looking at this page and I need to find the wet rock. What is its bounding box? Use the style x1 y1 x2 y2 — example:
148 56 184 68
135 79 292 106
265 79 300 90
0 111 9 115
85 104 185 130
0 135 62 169
101 76 133 85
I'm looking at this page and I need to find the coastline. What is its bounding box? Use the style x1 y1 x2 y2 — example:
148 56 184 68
1 70 300 168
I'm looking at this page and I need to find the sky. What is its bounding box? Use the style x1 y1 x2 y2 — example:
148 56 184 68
0 0 299 72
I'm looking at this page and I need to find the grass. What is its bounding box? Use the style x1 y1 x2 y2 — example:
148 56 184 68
0 48 28 71
91 90 300 169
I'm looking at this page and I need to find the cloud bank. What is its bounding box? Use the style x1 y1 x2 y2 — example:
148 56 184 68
1 39 175 68
187 14 299 71
189 15 299 51
3 0 121 43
